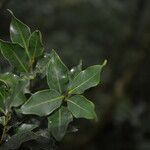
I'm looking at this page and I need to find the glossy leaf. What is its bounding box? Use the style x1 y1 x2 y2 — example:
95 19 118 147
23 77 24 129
21 90 64 116
47 50 69 94
68 60 107 94
35 53 51 77
17 123 38 133
48 106 73 141
0 40 29 73
67 95 97 119
8 10 31 58
0 131 38 150
69 60 82 80
28 30 44 62
9 79 28 108
0 73 28 109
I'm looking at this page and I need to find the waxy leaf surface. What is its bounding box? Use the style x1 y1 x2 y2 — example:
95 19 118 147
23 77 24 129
9 10 31 58
67 95 97 119
69 62 106 94
21 90 63 116
47 50 69 93
28 30 44 62
48 106 73 141
0 41 29 73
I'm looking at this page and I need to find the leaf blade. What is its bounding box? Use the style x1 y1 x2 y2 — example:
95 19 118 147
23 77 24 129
8 10 31 58
48 106 73 141
21 89 64 116
0 40 29 73
67 95 97 119
68 61 106 94
28 30 44 63
47 50 69 93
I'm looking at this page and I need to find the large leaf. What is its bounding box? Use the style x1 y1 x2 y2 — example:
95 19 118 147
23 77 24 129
28 30 44 63
21 89 64 116
47 50 69 94
48 106 73 141
68 60 107 94
0 40 29 73
8 10 31 58
67 95 97 119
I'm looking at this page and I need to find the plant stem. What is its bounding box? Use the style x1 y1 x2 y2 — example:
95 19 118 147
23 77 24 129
0 112 11 144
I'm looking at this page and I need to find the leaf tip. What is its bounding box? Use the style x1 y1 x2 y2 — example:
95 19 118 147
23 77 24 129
7 9 14 15
101 59 107 67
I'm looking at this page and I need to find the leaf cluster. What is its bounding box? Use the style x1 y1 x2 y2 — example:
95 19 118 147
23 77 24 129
0 10 106 149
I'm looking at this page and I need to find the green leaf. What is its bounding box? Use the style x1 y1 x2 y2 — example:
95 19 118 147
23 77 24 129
0 73 28 109
0 73 19 87
69 60 82 80
0 40 29 73
68 60 107 94
0 87 8 113
0 116 5 126
21 90 64 116
48 106 73 141
28 30 44 62
47 50 69 93
16 123 38 133
8 9 31 58
0 131 38 150
9 79 28 108
35 53 51 77
67 95 97 119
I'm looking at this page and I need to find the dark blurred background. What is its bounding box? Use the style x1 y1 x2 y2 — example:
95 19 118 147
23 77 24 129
0 0 150 150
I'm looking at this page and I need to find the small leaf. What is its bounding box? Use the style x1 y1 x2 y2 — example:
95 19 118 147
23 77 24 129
67 95 97 119
48 106 73 141
35 53 51 77
28 30 44 63
21 90 64 116
0 73 28 109
9 79 28 108
68 60 107 94
47 50 69 93
8 9 31 58
69 60 82 80
16 123 38 133
0 40 29 73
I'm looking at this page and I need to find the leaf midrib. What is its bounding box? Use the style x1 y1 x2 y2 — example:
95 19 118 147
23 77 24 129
69 69 99 94
68 99 91 115
23 95 64 110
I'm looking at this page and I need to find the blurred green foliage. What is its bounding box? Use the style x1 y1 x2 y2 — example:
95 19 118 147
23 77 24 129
0 0 150 150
